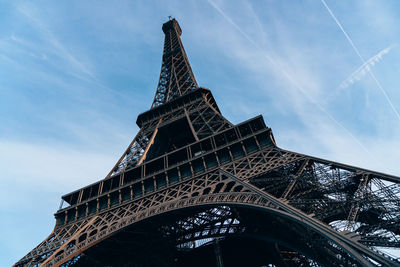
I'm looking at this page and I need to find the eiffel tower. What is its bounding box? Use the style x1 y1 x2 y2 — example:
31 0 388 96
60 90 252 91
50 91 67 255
15 18 400 267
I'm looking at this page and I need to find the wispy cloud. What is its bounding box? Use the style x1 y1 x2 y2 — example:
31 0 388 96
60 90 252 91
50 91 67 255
321 0 400 123
207 0 382 167
13 3 138 103
16 4 95 80
340 45 395 88
0 139 122 192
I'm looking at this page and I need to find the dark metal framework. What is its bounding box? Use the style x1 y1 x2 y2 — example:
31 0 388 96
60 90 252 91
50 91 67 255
151 18 198 109
15 18 400 267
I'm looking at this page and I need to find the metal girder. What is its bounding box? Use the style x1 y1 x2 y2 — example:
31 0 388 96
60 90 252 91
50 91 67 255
17 137 400 266
17 160 400 266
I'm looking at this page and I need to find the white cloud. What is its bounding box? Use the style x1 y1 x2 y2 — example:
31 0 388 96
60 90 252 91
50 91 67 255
16 4 96 80
0 140 118 191
340 45 394 89
203 0 400 181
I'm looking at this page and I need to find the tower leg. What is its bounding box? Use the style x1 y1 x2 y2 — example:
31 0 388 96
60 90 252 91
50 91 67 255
214 238 224 267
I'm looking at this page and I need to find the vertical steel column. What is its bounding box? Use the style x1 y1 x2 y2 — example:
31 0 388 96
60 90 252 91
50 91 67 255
213 238 224 267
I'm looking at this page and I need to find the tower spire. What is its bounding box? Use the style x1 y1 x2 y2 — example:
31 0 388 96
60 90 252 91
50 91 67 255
151 18 198 108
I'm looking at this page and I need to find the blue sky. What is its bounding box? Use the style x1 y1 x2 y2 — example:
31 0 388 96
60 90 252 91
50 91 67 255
2 0 400 265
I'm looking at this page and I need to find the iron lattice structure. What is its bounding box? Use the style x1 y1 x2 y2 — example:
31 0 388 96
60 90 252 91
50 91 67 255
15 18 400 267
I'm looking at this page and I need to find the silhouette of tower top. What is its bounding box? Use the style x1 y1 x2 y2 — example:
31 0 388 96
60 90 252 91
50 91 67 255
162 17 182 35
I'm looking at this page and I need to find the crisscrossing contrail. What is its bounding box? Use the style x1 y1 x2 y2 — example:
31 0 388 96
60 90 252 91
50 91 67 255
207 0 385 169
321 0 400 122
340 45 394 89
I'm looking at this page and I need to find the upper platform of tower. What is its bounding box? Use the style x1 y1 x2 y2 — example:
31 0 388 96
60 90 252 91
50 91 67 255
137 18 223 127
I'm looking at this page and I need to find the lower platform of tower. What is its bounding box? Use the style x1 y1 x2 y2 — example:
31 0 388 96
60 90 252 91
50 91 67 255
68 205 356 267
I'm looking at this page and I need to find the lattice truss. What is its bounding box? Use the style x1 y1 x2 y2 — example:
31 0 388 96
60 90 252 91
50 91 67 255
235 150 400 249
163 206 360 267
108 18 205 178
109 90 231 177
151 19 198 108
17 146 400 266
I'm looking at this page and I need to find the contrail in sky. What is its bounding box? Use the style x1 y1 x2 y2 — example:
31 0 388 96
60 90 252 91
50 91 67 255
320 0 400 122
340 45 394 89
207 0 381 166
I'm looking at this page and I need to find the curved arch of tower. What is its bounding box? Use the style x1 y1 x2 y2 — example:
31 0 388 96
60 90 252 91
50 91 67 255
15 18 400 267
